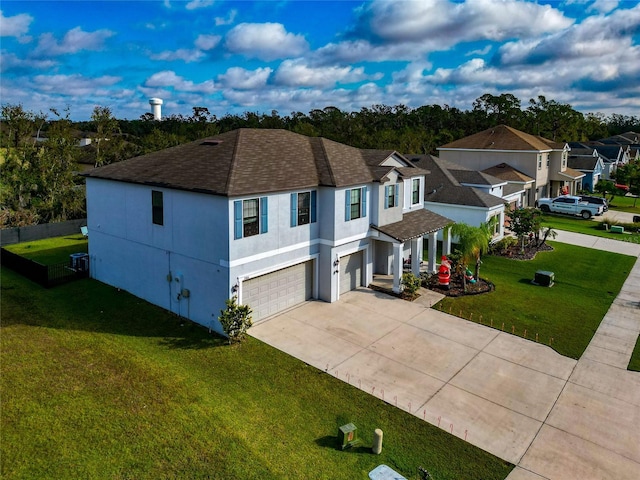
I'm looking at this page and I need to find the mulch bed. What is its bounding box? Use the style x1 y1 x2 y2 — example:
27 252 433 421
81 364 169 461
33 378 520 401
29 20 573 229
425 276 494 297
423 243 554 297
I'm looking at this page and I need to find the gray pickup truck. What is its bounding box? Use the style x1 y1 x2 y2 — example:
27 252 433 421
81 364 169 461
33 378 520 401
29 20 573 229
536 195 604 219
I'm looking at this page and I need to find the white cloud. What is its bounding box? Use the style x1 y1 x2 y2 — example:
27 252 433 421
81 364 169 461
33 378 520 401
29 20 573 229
32 74 121 96
0 52 56 73
150 34 220 63
355 0 573 44
588 0 619 14
185 0 214 11
0 10 33 37
217 67 272 90
225 23 308 61
151 48 205 63
466 45 492 56
195 34 221 51
145 70 216 94
215 9 237 26
274 59 369 88
33 26 114 56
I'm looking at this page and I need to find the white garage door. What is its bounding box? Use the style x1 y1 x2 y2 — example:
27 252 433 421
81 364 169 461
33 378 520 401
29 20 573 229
243 261 313 322
340 251 363 294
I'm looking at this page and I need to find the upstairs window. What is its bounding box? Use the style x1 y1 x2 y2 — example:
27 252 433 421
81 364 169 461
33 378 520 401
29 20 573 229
412 178 420 205
234 197 268 239
152 190 163 226
546 154 550 167
290 191 317 227
345 187 367 221
538 154 542 170
384 184 399 209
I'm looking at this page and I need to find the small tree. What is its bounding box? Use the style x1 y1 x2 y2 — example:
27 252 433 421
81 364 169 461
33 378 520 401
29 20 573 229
507 206 542 253
218 296 252 344
450 220 493 291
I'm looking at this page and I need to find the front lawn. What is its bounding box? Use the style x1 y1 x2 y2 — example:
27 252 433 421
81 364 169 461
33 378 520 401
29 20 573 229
0 268 512 480
4 235 88 265
608 194 640 214
434 242 636 359
540 215 640 243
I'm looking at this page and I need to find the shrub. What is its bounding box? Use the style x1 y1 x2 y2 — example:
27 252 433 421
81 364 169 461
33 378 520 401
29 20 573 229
218 296 252 344
401 272 421 297
491 236 517 254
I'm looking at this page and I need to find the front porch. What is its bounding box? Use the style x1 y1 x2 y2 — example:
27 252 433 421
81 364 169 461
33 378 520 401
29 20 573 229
370 209 453 295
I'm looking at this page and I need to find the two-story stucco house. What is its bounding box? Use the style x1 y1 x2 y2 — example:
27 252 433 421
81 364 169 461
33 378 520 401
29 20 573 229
437 125 584 205
83 129 452 332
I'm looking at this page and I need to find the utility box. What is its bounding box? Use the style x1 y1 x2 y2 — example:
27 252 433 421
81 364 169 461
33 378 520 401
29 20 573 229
532 270 554 287
338 423 359 450
611 225 624 233
69 253 89 272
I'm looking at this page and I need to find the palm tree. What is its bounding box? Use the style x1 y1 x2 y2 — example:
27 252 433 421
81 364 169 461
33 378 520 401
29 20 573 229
450 219 495 291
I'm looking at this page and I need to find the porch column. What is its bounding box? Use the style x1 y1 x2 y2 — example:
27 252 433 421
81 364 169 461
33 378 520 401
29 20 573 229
443 227 452 255
392 242 403 293
428 231 438 273
410 237 422 276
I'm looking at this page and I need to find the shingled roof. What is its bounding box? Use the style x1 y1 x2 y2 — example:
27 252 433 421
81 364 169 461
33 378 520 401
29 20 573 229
481 163 534 183
82 129 416 196
410 155 505 208
371 209 452 242
438 125 565 151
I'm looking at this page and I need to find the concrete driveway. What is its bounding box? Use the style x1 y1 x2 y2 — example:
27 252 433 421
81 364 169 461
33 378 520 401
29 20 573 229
250 288 576 465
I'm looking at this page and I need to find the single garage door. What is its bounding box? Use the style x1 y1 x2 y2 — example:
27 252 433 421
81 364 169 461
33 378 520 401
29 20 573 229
340 251 363 294
243 261 313 322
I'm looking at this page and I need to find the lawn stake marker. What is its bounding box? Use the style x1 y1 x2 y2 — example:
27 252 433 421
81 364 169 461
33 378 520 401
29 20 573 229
524 329 527 339
423 410 426 420
536 333 539 342
512 325 515 334
501 322 504 331
437 416 441 427
450 423 454 434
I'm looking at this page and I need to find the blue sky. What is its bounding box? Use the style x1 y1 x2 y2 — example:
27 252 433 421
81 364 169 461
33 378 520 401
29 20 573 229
1 0 639 121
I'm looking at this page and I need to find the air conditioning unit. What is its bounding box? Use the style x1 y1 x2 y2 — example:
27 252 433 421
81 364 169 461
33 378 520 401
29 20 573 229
69 253 89 272
532 270 554 287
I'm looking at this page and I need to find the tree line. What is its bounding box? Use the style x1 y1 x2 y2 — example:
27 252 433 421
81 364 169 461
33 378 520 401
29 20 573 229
1 93 638 227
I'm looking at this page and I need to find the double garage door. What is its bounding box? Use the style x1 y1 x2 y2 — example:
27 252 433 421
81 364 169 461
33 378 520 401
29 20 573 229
244 261 313 322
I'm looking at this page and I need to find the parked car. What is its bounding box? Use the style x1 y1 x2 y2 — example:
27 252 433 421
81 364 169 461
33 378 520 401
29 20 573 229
615 184 630 192
580 195 608 212
536 195 604 219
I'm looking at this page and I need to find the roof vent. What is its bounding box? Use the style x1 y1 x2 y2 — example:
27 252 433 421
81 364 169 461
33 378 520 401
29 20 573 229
201 140 222 146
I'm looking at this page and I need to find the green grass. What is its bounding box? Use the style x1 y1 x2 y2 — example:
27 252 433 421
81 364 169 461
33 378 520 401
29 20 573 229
629 335 640 372
0 268 513 480
540 215 640 243
608 194 640 214
435 242 636 359
4 235 88 264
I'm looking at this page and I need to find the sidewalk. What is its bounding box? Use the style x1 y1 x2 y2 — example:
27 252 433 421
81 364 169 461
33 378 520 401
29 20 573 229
552 229 640 257
508 233 640 480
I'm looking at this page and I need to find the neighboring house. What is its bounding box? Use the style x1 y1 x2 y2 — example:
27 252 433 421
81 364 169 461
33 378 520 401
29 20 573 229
82 129 452 331
437 125 584 204
408 155 507 241
569 142 628 180
481 163 535 208
567 153 604 192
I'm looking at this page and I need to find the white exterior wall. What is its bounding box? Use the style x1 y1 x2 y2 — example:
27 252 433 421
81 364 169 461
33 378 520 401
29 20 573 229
86 178 230 334
424 202 505 241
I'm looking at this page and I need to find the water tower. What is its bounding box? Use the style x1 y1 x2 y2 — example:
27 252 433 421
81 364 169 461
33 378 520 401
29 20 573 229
149 98 163 121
